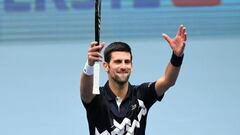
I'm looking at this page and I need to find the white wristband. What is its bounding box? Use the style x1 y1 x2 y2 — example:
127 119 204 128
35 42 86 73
83 61 94 76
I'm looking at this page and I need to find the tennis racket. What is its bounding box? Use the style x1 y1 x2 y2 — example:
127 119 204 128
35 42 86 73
93 0 101 94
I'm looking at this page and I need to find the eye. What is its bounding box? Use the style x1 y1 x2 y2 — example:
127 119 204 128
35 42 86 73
114 60 122 64
125 60 131 64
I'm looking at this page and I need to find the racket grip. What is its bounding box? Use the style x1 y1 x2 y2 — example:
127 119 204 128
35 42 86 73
93 62 100 94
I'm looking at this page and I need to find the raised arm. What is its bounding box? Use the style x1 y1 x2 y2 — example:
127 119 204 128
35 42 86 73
80 41 104 103
155 25 187 96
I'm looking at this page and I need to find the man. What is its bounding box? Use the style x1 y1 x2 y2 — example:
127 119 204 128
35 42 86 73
80 25 187 135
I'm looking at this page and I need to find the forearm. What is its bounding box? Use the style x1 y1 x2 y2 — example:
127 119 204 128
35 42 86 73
80 42 104 103
80 73 95 103
164 52 184 85
164 62 181 86
155 63 180 96
155 53 183 96
80 62 95 103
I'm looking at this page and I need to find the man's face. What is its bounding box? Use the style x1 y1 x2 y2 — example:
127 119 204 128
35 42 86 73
104 51 132 85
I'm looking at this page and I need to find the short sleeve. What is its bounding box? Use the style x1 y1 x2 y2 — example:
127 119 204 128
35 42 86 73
81 95 100 112
149 82 164 101
136 82 164 109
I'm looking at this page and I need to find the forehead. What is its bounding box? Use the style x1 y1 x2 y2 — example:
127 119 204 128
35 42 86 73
110 51 131 60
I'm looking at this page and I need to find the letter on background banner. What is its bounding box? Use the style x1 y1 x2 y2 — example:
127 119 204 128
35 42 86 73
4 0 30 12
134 0 160 8
172 0 221 7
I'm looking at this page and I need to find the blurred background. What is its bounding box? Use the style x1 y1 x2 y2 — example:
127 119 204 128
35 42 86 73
0 0 240 134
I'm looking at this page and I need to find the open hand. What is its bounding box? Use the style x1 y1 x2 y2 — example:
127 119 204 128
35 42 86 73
162 25 187 57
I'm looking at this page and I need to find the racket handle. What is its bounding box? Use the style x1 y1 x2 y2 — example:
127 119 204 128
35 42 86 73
93 62 100 94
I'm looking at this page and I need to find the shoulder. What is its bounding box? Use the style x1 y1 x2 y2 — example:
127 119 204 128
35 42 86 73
131 82 156 92
82 87 106 109
131 82 164 106
129 82 156 99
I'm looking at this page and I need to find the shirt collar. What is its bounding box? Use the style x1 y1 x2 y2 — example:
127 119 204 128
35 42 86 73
104 81 132 102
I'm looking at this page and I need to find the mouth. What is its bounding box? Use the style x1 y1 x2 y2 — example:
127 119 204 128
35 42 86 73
117 72 129 75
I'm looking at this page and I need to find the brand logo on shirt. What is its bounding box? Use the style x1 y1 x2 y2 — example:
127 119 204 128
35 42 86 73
95 99 147 135
131 104 137 111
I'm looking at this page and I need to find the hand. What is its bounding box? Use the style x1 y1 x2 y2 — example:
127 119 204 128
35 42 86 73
162 25 187 57
88 41 105 66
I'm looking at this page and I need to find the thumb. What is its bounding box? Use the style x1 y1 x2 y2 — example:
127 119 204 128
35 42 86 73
162 33 171 44
99 42 105 51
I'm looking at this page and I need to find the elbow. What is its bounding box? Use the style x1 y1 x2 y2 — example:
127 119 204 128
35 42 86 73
80 91 91 104
80 87 95 104
156 77 177 94
168 80 176 87
163 81 175 92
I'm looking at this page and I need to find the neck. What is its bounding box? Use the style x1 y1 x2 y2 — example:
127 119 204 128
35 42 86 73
108 79 128 100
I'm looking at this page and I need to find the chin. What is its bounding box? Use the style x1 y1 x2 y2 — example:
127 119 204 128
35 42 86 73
118 77 130 84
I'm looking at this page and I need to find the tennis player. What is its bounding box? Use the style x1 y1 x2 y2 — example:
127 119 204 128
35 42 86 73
80 25 187 135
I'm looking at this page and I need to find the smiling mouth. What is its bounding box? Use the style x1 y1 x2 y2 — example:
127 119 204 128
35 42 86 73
117 72 128 75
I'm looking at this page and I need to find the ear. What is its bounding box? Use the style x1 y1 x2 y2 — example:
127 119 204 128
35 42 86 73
103 62 109 72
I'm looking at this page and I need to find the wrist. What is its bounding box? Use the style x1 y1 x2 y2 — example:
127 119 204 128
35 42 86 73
170 52 184 67
83 61 94 76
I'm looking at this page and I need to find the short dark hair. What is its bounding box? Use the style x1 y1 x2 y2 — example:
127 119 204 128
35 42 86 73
104 42 132 63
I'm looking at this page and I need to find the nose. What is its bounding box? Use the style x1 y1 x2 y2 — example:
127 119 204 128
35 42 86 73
120 62 127 70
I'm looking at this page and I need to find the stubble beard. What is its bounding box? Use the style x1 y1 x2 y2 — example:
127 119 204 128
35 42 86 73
112 72 131 86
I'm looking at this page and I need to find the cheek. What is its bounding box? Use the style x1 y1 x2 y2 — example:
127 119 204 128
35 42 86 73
109 66 118 72
127 64 133 70
107 65 115 73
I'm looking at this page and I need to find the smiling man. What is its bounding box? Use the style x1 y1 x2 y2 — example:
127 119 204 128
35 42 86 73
80 25 187 135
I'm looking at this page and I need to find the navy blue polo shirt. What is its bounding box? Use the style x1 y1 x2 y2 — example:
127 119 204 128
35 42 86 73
82 81 164 135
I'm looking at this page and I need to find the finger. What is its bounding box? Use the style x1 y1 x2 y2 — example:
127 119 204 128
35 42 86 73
89 42 105 53
100 42 105 46
162 33 171 44
89 45 104 52
88 52 103 64
178 43 186 57
181 25 185 36
180 25 185 37
99 42 105 51
88 55 103 62
88 52 103 58
182 27 186 37
184 32 187 41
90 41 98 47
177 25 183 36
